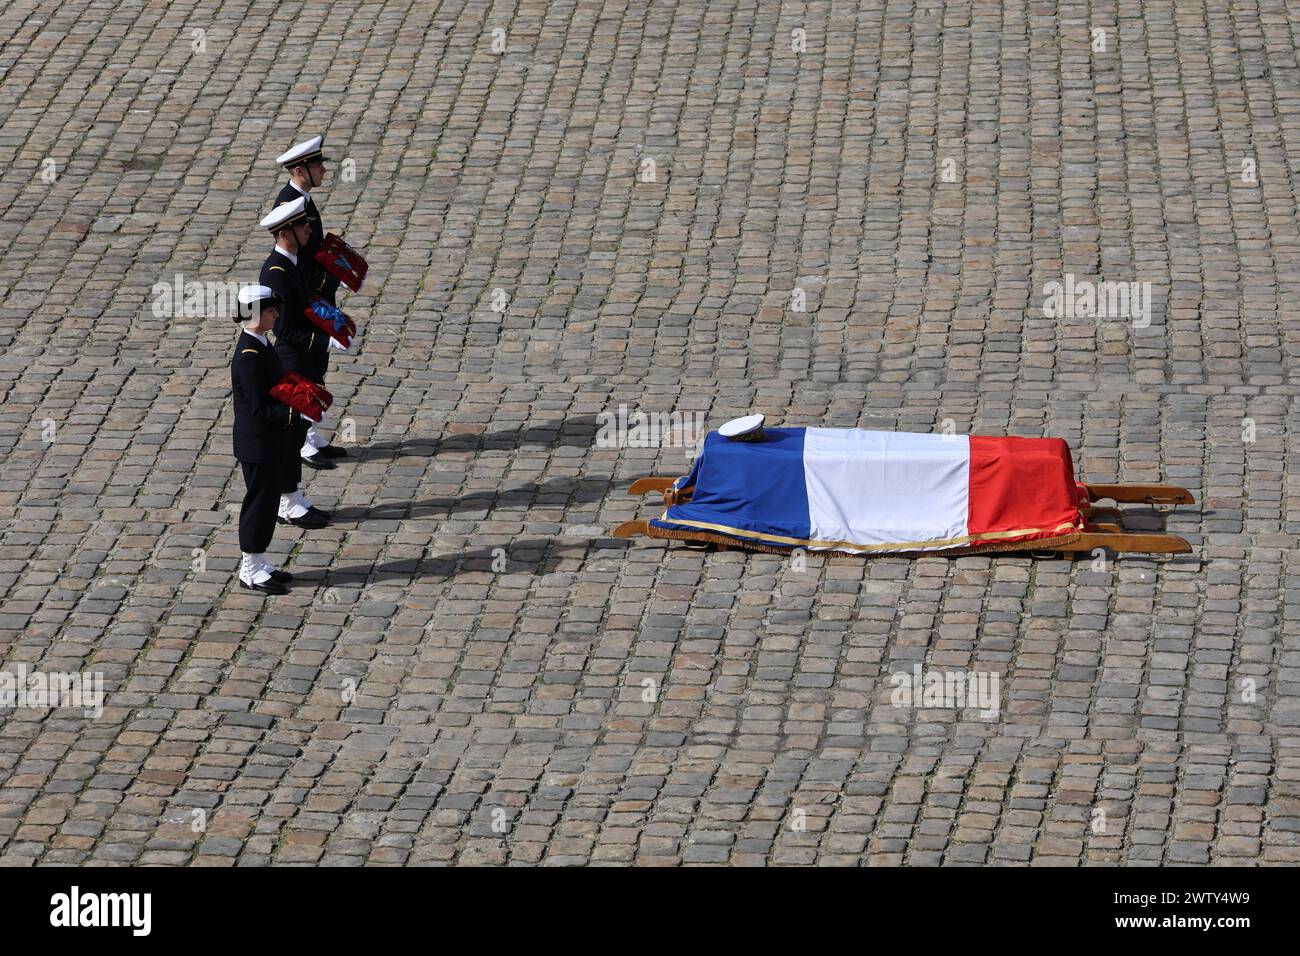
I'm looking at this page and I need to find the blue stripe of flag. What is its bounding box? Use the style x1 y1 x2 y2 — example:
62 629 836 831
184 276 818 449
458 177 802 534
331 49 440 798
650 428 811 545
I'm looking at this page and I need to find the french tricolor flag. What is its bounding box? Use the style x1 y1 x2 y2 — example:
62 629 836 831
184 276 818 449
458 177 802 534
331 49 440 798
652 429 1085 553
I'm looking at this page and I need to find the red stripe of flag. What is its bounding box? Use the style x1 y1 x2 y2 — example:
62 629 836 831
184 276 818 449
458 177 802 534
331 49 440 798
967 437 1084 542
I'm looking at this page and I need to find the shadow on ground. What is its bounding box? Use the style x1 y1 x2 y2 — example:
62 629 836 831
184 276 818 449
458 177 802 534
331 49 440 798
294 536 629 587
345 416 600 462
326 476 619 523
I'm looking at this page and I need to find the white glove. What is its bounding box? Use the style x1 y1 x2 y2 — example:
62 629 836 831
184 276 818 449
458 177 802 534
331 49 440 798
299 412 320 423
329 336 349 352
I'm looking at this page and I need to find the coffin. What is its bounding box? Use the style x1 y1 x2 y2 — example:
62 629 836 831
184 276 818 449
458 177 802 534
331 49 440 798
647 428 1091 555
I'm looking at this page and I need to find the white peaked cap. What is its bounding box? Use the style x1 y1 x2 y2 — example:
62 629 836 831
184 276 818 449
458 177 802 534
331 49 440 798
276 136 326 166
259 196 307 231
238 284 277 307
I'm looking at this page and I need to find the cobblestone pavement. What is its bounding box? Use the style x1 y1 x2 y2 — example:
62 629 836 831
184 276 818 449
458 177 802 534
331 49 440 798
0 0 1297 866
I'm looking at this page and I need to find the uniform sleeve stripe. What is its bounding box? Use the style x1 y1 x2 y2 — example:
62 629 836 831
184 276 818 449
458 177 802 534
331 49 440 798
269 266 285 271
241 348 259 354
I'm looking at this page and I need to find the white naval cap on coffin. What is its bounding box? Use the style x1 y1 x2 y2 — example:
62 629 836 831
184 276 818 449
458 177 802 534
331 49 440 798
718 413 767 441
259 196 308 231
276 136 329 167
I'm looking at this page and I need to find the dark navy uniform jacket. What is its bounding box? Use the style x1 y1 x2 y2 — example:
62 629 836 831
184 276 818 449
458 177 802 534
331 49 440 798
231 330 293 463
260 248 327 382
275 183 339 303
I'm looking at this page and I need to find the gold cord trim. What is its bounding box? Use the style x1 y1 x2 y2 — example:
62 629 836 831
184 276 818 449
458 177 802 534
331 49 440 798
655 513 1082 553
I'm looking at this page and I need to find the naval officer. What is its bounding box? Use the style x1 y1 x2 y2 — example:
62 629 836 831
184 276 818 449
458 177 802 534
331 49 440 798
275 135 349 467
258 198 330 530
231 285 295 594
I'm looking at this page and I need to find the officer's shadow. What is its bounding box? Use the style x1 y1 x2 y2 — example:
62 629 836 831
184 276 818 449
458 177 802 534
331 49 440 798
345 416 599 462
326 475 615 523
297 414 650 584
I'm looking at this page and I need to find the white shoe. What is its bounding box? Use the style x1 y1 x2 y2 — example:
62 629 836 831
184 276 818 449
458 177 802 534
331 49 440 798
239 553 272 586
278 493 310 520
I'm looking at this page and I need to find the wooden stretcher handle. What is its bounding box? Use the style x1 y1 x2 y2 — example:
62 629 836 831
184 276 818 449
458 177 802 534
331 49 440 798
628 478 676 495
1082 483 1195 505
612 520 650 538
1063 532 1192 555
628 477 694 506
1086 521 1124 534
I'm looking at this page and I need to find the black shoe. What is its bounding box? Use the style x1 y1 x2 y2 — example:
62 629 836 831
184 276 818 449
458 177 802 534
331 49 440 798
317 444 349 459
239 577 288 595
307 506 332 522
278 512 328 529
302 453 336 470
268 568 293 583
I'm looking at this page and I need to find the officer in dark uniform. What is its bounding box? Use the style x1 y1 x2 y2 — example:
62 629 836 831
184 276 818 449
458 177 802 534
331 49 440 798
275 136 339 304
258 198 330 529
274 135 348 465
231 285 295 594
